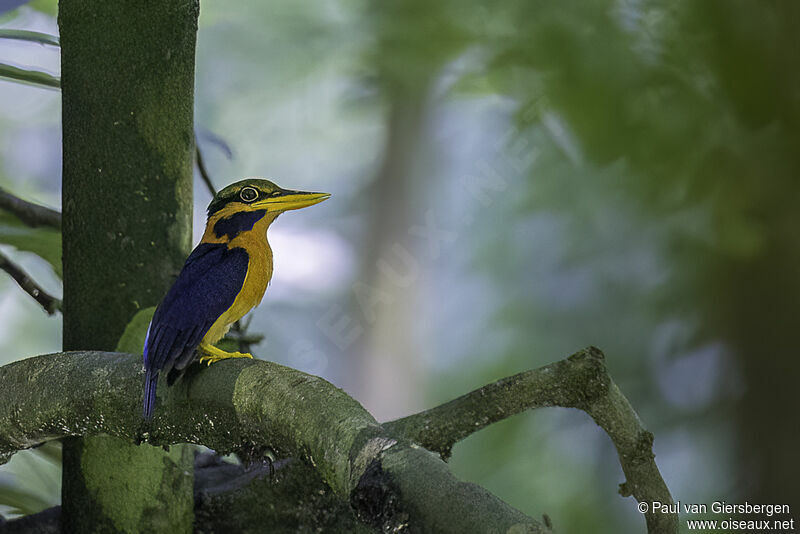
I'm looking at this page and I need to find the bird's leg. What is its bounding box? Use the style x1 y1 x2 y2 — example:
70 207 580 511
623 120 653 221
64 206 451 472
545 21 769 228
197 342 253 366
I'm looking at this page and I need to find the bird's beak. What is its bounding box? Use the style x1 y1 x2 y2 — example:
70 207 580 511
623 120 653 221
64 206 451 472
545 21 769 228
252 191 331 212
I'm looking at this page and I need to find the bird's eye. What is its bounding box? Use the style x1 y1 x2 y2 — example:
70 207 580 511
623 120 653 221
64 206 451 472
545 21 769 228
239 187 258 202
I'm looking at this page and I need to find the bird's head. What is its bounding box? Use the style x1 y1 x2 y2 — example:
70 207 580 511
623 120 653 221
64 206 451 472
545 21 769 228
207 178 330 218
203 178 330 242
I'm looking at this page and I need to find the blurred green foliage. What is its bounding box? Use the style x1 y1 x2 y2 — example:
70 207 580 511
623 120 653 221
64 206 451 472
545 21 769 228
115 307 156 354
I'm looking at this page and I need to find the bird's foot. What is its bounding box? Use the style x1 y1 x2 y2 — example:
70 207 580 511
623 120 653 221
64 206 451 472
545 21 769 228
198 343 253 366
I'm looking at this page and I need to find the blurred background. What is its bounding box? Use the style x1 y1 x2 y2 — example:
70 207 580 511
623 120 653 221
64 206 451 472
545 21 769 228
1 0 798 531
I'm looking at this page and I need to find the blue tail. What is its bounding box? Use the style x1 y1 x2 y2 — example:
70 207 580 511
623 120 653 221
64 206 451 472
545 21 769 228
143 369 158 419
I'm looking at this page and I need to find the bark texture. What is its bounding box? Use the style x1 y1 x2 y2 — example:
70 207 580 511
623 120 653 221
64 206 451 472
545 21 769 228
59 0 196 347
58 0 199 531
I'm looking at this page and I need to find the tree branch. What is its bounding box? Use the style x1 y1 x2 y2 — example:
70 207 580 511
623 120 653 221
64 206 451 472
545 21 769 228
0 30 60 47
0 188 62 230
0 251 61 315
0 63 60 90
0 352 548 533
385 347 677 534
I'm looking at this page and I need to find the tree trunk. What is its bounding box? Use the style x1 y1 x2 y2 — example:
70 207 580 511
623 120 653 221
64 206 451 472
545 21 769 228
351 84 432 421
58 0 199 530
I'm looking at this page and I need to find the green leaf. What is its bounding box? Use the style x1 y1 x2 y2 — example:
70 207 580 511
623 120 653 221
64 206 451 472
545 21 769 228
116 307 156 354
0 212 61 277
0 62 60 90
30 442 61 465
26 0 57 17
0 483 52 516
0 444 61 517
0 29 59 46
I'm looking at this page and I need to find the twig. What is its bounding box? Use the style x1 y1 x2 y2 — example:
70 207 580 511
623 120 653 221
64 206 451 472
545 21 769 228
0 250 61 315
385 347 678 534
0 63 60 90
195 141 217 197
196 128 233 160
0 30 60 47
0 187 62 229
228 317 263 354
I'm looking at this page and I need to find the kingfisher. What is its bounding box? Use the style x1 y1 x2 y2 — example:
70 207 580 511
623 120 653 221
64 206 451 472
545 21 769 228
142 178 329 419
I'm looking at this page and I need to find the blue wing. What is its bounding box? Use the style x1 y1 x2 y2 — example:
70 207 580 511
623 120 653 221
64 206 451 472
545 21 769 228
143 243 249 418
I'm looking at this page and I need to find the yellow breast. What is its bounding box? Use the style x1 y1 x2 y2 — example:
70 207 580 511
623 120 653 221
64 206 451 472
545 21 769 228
200 214 274 345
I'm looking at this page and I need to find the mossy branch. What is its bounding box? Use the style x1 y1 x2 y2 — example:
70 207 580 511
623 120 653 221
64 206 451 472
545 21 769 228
0 352 547 533
385 347 677 534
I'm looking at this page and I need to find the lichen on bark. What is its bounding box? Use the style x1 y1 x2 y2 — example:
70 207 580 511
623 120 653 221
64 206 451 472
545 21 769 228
0 352 549 533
